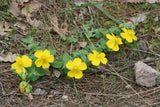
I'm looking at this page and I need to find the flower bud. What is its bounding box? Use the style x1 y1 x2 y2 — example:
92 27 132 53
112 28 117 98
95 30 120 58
25 84 32 94
21 73 26 80
19 81 27 93
119 24 125 29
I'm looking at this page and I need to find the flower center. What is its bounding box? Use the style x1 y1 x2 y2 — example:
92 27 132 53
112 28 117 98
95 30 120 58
41 55 46 61
73 66 79 71
128 32 132 35
19 60 23 66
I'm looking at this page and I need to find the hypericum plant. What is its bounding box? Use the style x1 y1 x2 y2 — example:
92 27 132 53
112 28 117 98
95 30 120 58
88 50 107 66
66 58 87 79
106 33 123 51
120 28 137 43
34 50 54 69
11 23 137 94
12 55 32 74
11 49 55 93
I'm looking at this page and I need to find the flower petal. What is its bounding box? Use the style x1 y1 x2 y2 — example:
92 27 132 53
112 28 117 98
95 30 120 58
66 60 73 70
92 60 100 66
99 53 105 58
120 33 127 39
112 44 119 51
11 63 16 69
16 67 26 74
107 39 115 49
132 35 137 41
43 49 50 56
42 62 50 69
122 28 127 32
75 70 83 79
15 56 21 62
16 67 21 74
22 55 32 67
34 50 43 58
99 53 107 64
67 70 75 78
35 59 42 67
79 63 87 70
92 50 99 55
117 38 123 44
106 34 113 40
88 53 94 61
21 67 26 73
46 55 54 63
126 36 133 43
101 57 108 64
73 58 81 66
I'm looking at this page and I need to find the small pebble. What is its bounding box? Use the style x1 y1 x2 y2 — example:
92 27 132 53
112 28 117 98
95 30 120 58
62 95 68 101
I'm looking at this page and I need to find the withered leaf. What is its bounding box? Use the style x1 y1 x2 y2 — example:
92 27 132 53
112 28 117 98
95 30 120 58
8 0 19 17
0 21 12 36
21 1 42 18
0 52 18 62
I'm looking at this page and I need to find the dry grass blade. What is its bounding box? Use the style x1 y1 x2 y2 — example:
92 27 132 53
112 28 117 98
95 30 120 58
108 64 152 107
0 21 12 36
21 1 42 18
109 0 160 3
8 0 19 17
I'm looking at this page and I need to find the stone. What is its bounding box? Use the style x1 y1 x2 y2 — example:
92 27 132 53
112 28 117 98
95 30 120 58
134 61 160 87
50 90 62 96
33 88 47 95
62 95 68 101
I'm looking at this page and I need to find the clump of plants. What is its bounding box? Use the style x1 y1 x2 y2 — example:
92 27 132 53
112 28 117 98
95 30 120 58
11 23 137 94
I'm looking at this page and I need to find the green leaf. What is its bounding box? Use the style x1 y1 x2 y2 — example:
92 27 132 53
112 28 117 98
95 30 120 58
36 67 46 76
27 42 40 50
95 29 103 38
87 44 97 51
73 51 79 58
22 36 34 44
26 66 46 81
83 24 95 38
62 52 70 63
50 49 56 55
25 84 32 93
67 37 78 44
61 67 69 74
61 35 67 41
80 54 90 66
79 49 89 55
52 61 63 68
26 6 30 15
99 38 107 50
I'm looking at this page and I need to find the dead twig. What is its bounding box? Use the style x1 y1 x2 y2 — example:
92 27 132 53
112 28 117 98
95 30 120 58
0 82 6 95
5 87 19 107
108 64 152 107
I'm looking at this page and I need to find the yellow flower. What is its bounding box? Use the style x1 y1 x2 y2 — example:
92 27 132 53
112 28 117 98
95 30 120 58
66 58 87 79
106 33 123 51
34 49 54 69
11 55 32 74
88 50 107 66
120 28 137 43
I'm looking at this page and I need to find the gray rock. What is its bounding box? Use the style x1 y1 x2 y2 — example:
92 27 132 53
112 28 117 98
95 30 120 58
135 61 160 87
62 95 68 101
50 90 62 96
33 88 47 95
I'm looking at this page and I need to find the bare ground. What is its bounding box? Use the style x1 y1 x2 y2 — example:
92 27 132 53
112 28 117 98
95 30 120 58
0 0 160 107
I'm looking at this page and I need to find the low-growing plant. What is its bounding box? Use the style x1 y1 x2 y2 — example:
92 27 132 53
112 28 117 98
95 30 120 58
11 23 137 94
